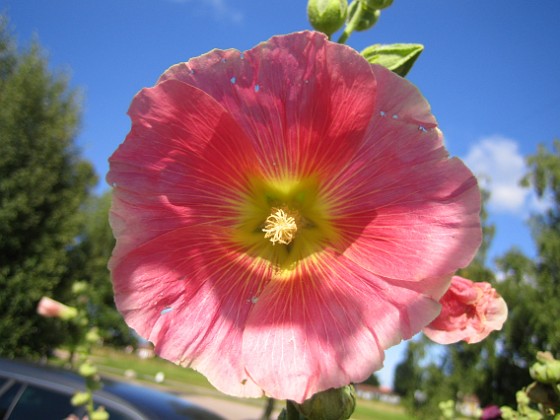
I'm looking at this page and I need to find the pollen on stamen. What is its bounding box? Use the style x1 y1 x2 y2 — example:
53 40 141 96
262 208 298 245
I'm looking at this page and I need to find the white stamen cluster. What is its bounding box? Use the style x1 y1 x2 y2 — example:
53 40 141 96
262 208 298 245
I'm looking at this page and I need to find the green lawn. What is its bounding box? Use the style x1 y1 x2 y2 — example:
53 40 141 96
85 346 412 419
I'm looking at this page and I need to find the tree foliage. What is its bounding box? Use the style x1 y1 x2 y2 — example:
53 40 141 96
523 139 560 352
67 192 135 347
0 17 96 357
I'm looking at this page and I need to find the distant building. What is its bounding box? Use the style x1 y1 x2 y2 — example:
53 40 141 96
136 342 155 359
354 384 401 405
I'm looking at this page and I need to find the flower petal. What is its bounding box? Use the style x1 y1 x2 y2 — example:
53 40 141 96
423 276 508 344
160 31 377 180
242 252 441 402
108 79 258 263
111 225 269 398
326 65 481 292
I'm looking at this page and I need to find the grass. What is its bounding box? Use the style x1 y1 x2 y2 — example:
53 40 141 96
91 346 213 390
83 346 412 419
353 400 412 420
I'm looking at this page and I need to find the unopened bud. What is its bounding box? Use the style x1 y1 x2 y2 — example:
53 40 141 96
347 1 380 32
91 407 110 420
71 391 91 406
86 327 101 344
516 390 530 407
37 297 78 321
438 400 455 419
72 281 89 295
294 385 356 420
530 355 560 385
308 0 348 35
79 361 98 377
363 0 393 10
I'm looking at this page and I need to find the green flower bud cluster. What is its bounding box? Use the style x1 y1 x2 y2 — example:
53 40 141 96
500 351 560 419
531 351 560 385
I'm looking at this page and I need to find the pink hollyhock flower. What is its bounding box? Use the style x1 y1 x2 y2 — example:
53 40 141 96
37 297 77 320
107 31 481 402
423 276 508 344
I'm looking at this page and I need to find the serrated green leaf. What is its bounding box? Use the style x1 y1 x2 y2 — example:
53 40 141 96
361 43 424 77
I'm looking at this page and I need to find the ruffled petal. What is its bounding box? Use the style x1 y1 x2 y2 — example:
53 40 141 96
111 225 269 398
159 31 377 180
242 251 441 402
423 276 508 344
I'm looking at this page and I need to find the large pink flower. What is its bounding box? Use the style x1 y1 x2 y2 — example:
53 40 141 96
107 31 481 402
423 276 508 344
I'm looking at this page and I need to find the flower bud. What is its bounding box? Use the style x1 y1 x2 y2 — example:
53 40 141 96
516 390 530 407
362 0 393 10
86 327 101 344
91 407 110 420
347 1 380 32
71 391 91 406
37 297 78 321
294 385 356 420
530 352 560 385
438 400 455 419
72 281 89 295
308 0 348 35
78 361 98 377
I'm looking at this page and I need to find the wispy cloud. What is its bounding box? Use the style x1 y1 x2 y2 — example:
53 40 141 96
463 136 549 215
165 0 243 23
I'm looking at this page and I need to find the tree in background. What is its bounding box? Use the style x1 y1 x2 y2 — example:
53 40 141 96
0 17 96 357
67 191 135 347
523 140 560 352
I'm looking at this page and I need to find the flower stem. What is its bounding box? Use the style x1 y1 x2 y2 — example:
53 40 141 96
285 400 302 420
337 0 364 44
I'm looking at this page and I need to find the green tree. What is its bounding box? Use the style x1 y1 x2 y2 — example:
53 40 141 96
359 372 380 387
0 17 96 357
523 139 560 353
68 192 135 347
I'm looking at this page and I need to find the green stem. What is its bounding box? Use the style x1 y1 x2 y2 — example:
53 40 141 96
285 400 303 420
337 0 364 44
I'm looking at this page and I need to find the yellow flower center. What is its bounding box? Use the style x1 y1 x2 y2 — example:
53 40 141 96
262 208 299 245
231 175 340 272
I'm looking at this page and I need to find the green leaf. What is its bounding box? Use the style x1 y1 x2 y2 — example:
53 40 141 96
361 43 424 77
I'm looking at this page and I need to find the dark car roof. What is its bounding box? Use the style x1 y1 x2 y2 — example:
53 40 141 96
0 358 224 420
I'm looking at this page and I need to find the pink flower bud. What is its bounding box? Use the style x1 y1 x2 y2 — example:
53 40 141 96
37 297 78 320
423 276 508 344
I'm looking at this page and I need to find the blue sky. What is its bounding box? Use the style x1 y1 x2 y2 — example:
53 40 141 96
4 0 559 388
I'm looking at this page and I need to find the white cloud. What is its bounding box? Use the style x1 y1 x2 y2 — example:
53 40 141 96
463 136 529 214
165 0 243 23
